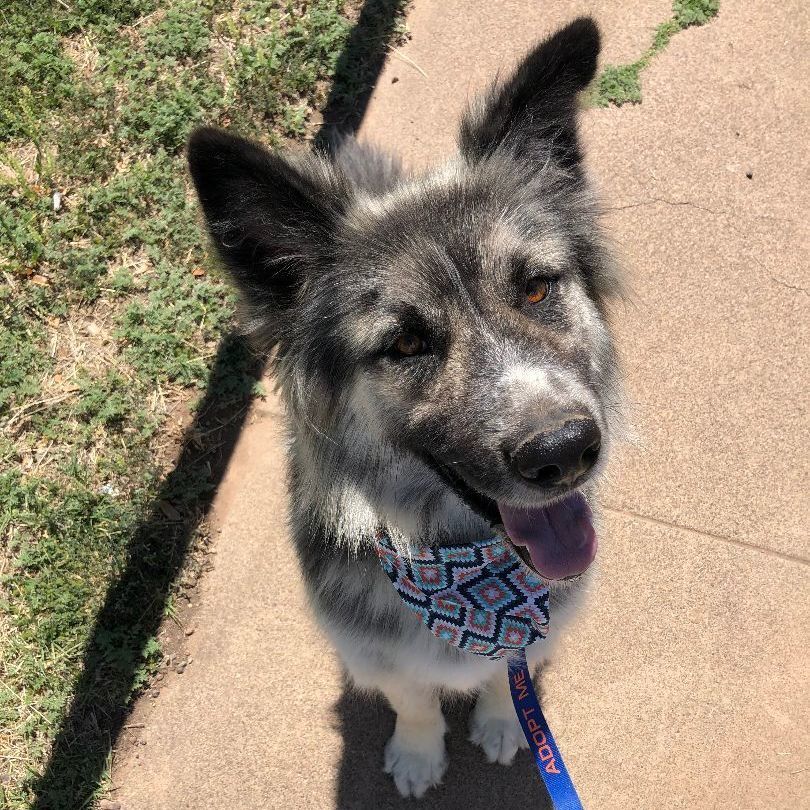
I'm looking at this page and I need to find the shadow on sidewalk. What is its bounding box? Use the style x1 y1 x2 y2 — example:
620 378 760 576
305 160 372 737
334 682 552 809
30 2 409 808
32 334 262 809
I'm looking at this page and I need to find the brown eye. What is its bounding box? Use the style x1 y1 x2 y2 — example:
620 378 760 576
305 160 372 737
525 277 550 304
393 333 426 357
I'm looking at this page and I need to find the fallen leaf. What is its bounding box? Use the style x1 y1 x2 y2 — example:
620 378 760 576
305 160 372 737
192 266 205 277
30 274 50 286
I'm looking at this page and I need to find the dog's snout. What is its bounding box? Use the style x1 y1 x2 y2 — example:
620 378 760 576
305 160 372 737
511 416 601 487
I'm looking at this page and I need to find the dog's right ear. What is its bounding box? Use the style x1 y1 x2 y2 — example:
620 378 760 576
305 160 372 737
187 127 347 314
459 17 600 171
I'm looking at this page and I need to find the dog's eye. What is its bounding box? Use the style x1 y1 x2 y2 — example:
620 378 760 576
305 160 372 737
392 333 427 357
525 277 550 304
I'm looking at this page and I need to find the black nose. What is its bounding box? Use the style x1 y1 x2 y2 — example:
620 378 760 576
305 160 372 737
511 417 601 487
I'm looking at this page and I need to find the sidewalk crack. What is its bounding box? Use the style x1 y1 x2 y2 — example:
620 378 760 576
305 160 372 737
603 506 810 567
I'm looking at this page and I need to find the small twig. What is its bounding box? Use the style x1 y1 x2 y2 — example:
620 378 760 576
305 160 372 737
122 723 145 730
31 439 55 473
387 45 428 78
3 389 79 431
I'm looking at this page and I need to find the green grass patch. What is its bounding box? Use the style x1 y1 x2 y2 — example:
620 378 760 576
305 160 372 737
0 1 411 807
588 0 719 107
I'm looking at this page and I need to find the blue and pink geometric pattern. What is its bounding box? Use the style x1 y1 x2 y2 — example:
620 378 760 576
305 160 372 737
374 532 550 658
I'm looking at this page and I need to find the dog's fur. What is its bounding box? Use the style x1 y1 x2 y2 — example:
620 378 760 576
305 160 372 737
189 17 624 798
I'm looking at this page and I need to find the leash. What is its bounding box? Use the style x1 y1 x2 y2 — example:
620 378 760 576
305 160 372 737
374 532 585 808
508 649 583 809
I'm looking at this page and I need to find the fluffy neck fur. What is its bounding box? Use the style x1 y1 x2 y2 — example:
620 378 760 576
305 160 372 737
286 394 492 554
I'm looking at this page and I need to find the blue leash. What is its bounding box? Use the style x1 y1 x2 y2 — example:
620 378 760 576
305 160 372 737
508 650 584 809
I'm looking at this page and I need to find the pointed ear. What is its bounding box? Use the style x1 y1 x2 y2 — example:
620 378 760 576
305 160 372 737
459 17 600 170
187 127 348 314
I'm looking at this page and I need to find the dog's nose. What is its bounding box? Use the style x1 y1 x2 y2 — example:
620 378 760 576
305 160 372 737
511 417 601 487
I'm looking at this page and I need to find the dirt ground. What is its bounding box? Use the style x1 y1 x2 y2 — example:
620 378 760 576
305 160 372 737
112 1 809 808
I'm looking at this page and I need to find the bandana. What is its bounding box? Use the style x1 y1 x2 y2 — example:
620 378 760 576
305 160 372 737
374 530 583 808
374 532 550 658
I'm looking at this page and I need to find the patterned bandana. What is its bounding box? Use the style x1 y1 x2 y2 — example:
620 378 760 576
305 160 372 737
374 532 550 658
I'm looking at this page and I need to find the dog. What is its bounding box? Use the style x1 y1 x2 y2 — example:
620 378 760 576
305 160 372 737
188 17 624 798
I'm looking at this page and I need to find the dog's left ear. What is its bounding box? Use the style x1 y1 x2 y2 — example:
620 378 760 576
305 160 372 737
459 17 600 170
187 127 348 320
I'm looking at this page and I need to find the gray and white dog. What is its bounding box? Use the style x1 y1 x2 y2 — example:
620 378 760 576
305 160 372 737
189 17 624 798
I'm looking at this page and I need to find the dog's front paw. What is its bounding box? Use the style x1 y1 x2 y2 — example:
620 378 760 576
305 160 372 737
384 731 447 798
469 703 528 766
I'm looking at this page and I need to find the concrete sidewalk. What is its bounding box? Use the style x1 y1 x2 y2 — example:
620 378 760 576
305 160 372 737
114 2 810 808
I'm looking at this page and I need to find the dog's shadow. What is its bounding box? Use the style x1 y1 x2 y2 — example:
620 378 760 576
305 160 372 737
333 680 551 809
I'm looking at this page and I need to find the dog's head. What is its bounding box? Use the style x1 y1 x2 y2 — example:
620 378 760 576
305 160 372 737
188 18 624 580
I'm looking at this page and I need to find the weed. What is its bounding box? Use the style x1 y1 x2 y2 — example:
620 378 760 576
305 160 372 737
589 0 719 107
673 0 720 27
116 263 236 386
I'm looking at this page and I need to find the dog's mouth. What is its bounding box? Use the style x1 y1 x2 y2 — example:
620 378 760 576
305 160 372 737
431 460 597 582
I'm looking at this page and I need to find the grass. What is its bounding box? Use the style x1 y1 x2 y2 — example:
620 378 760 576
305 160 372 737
588 0 720 107
0 1 409 807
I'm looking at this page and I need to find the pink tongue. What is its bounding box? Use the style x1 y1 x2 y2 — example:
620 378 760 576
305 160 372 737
497 493 597 580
